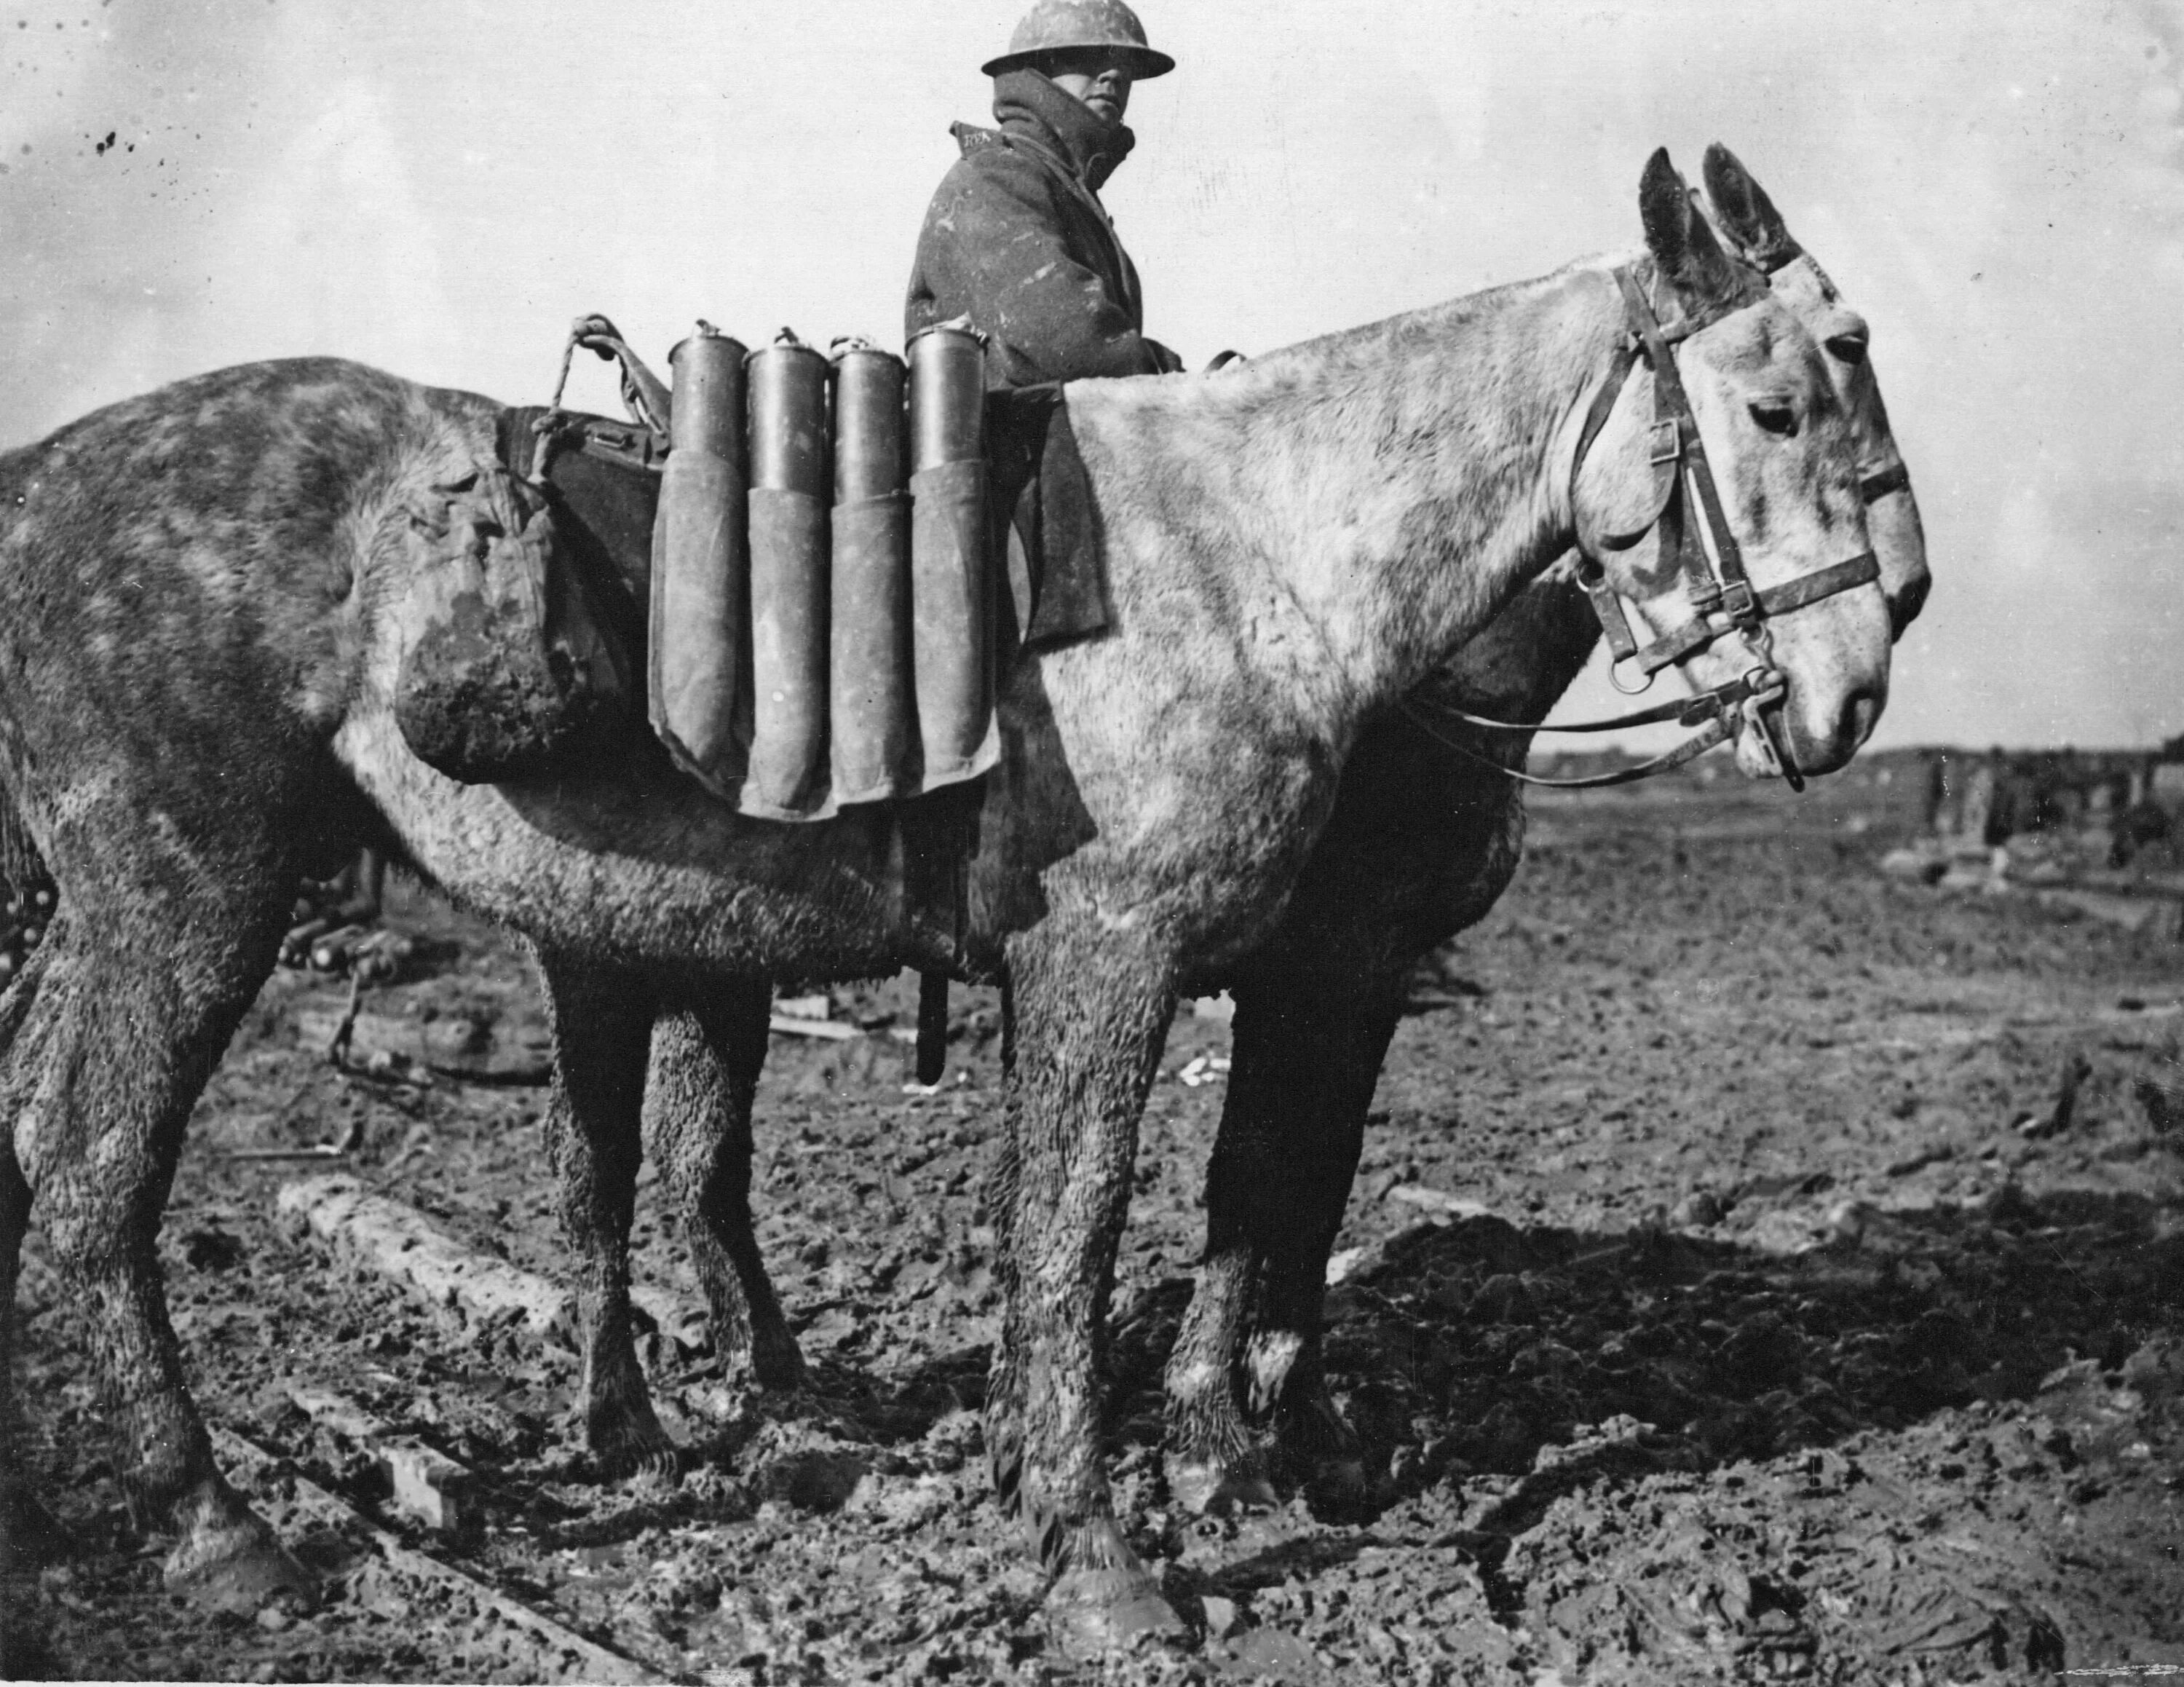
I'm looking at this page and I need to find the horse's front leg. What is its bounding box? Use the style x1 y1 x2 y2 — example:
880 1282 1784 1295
1165 955 1404 1519
987 925 1182 1655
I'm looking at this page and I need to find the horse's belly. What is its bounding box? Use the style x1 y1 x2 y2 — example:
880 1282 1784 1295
336 714 922 976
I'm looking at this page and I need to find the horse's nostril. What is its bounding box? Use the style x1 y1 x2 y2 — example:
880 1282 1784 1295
1888 572 1931 641
1842 689 1881 750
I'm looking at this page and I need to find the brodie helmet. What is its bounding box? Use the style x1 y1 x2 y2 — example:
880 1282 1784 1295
981 0 1175 80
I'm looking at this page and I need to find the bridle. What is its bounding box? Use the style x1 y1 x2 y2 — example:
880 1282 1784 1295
1404 264 1883 793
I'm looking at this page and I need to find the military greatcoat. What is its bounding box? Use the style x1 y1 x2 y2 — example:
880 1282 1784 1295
906 68 1177 387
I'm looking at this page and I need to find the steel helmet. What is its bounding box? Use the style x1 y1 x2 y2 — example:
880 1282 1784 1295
981 0 1175 79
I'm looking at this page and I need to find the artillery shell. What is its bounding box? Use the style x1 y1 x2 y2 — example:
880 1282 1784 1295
0 952 15 981
19 924 40 949
748 338 831 497
32 887 54 912
907 323 986 470
832 346 907 502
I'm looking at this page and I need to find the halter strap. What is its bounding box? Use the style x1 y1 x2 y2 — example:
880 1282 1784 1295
1860 460 1911 504
1430 264 1888 792
1566 266 1878 685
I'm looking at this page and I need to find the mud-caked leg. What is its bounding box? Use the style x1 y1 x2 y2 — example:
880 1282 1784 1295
8 899 313 1611
0 941 68 1573
646 979 805 1392
988 929 1181 1655
534 949 676 1480
1166 957 1404 1518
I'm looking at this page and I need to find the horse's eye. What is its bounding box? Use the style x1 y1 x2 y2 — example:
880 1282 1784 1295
1749 400 1797 436
1825 329 1870 367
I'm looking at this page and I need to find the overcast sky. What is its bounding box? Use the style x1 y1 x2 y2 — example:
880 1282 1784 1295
1 0 2177 749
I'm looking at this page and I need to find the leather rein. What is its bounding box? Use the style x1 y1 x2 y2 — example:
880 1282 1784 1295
1403 265 1890 794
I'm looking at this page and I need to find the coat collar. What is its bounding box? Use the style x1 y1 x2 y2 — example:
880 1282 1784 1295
989 68 1136 192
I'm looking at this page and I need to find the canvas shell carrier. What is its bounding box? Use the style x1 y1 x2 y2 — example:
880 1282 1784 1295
387 318 997 818
646 323 998 820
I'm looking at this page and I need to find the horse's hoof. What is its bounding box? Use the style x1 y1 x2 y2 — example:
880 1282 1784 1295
1166 1453 1279 1517
165 1523 317 1616
595 1437 684 1487
628 1447 683 1490
587 1402 684 1485
1045 1566 1186 1659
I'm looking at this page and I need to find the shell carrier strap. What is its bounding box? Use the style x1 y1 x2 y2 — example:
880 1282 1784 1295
1404 264 1883 792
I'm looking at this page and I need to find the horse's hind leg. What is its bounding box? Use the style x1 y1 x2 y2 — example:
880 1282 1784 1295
0 941 67 1571
534 949 676 1480
1165 957 1401 1520
9 890 308 1611
647 979 805 1394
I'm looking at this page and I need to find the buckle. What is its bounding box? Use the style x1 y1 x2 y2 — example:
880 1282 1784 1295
1718 580 1757 624
1647 419 1682 467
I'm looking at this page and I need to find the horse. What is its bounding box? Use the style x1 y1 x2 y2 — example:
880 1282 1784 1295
1158 143 1933 1517
531 144 1928 1526
0 149 1890 1650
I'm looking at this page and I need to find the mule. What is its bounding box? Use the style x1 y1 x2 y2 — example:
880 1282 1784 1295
0 150 1888 1645
1158 143 1932 1515
541 146 1928 1513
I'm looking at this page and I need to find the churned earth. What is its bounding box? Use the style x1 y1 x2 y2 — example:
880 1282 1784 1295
5 750 2181 1683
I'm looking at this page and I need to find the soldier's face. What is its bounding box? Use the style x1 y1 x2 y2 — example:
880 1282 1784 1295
1042 50 1133 123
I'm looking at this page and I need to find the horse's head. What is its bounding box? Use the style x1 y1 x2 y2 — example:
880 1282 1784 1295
1570 149 1892 782
1702 142 1929 643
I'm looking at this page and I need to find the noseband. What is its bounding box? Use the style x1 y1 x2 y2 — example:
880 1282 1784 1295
1405 265 1881 792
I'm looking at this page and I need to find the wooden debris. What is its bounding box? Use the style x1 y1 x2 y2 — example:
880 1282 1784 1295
225 1143 350 1163
277 1175 709 1356
279 1174 574 1340
288 1386 480 1533
767 1012 860 1041
1386 1184 1492 1222
210 1426 676 1685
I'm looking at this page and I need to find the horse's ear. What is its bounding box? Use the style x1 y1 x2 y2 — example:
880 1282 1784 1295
1639 147 1749 319
1703 142 1800 269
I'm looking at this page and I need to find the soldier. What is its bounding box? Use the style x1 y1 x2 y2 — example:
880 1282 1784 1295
907 0 1183 387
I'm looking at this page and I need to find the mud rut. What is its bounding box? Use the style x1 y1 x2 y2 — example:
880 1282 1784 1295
5 756 2180 1683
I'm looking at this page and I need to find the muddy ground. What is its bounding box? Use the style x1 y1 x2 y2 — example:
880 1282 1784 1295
7 753 2182 1683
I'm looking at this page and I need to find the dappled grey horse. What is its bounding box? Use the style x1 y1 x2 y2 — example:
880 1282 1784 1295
0 148 1890 1651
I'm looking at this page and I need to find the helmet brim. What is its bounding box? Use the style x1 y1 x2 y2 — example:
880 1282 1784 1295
982 43 1176 79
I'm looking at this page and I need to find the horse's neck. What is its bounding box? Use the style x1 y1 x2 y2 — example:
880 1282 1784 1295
1439 568 1605 724
1070 261 1630 738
